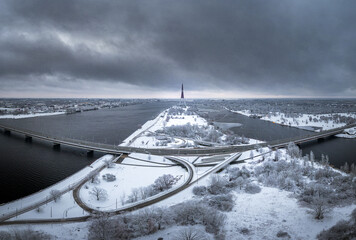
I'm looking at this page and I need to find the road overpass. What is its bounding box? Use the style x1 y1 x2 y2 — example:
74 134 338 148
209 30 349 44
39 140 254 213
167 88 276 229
0 122 355 156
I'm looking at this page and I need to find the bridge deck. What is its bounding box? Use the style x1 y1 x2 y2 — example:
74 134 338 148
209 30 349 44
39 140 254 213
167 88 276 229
0 122 355 156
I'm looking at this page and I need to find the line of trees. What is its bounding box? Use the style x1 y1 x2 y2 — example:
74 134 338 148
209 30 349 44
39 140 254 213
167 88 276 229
88 202 226 240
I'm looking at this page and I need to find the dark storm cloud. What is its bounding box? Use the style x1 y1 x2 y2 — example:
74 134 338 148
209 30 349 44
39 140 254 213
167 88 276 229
0 0 355 96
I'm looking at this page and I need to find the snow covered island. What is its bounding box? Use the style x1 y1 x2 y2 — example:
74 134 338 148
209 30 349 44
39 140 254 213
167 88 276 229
228 108 356 139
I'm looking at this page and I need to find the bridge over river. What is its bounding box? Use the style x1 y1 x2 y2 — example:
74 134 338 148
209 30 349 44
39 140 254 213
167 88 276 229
0 123 355 156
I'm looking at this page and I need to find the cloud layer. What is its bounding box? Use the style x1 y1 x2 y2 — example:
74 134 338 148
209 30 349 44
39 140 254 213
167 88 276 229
1 0 355 97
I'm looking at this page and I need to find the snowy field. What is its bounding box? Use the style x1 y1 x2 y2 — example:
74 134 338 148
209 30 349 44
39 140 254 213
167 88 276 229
79 161 187 211
121 106 210 148
9 191 89 220
225 188 355 240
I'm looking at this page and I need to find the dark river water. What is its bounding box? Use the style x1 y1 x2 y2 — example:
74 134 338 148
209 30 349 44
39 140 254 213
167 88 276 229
209 109 356 168
0 102 355 203
0 101 173 204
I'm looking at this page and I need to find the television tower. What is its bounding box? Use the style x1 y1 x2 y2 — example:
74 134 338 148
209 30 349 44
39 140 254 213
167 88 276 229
180 83 186 106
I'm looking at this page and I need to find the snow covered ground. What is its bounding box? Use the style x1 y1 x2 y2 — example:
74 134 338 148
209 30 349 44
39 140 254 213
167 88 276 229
225 188 355 240
0 111 66 119
9 191 88 220
121 106 210 148
0 222 89 240
229 108 356 138
261 112 355 130
79 159 187 211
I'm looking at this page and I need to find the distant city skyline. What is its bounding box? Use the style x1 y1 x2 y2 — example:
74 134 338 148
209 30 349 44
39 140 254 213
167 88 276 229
0 0 355 98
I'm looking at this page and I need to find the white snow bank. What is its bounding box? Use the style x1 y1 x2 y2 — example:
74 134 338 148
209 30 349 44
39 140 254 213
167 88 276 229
0 112 66 119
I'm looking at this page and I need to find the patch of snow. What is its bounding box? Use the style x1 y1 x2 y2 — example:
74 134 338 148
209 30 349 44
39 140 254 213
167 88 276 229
226 187 356 240
79 163 187 211
0 112 66 119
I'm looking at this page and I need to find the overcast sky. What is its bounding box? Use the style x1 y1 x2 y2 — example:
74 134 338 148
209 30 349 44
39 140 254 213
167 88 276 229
0 0 355 98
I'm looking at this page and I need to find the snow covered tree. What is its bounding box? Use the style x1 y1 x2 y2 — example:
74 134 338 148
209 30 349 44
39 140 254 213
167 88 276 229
310 151 315 167
340 162 349 173
208 174 229 195
173 227 209 240
311 198 328 220
235 177 245 190
12 229 51 240
90 187 108 201
245 182 261 194
153 174 177 192
320 154 330 166
50 189 62 202
287 142 301 158
208 194 234 212
351 163 356 176
120 192 126 206
88 213 116 240
192 186 207 196
275 150 282 161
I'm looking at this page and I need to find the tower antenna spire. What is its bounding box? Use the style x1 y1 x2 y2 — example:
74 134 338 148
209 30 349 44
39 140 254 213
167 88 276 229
180 83 186 106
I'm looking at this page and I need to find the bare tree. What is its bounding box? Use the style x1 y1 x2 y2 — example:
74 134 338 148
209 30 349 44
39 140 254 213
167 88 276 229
312 198 328 220
207 174 229 195
12 228 51 240
120 192 126 206
88 213 115 240
91 173 100 184
235 177 245 190
340 162 349 173
90 187 108 201
250 151 254 159
132 188 140 202
153 174 177 192
50 189 62 202
140 186 152 200
173 227 209 240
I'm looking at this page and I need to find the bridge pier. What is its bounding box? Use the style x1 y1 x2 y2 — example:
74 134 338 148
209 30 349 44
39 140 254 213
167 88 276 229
53 143 61 150
317 138 325 142
25 135 32 142
87 150 94 157
4 129 11 135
